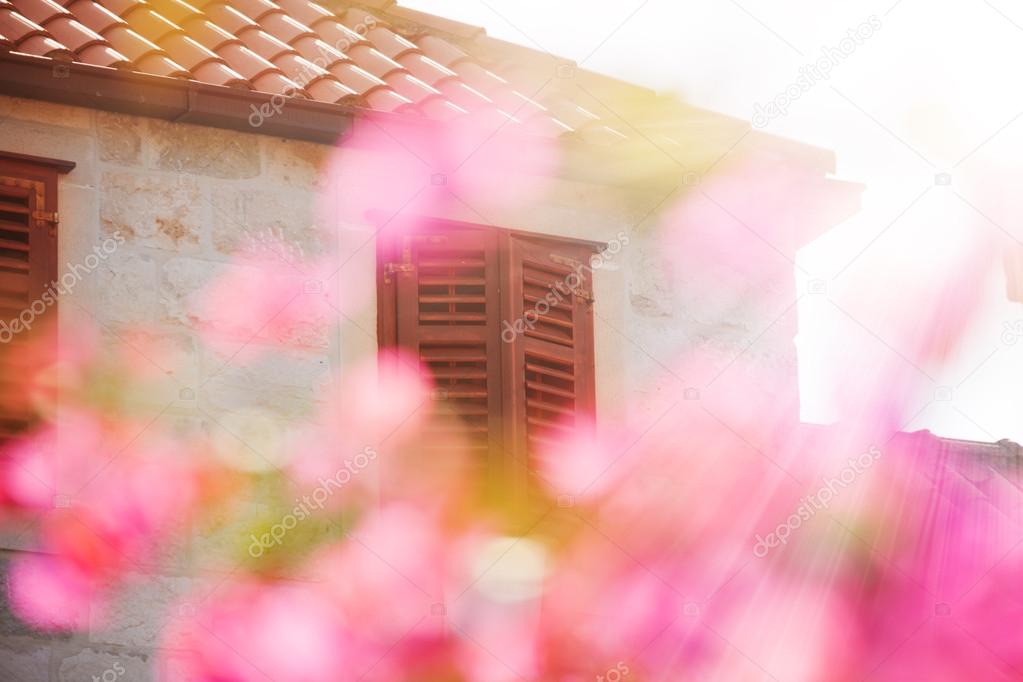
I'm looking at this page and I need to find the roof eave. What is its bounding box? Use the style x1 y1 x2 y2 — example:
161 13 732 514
0 51 356 145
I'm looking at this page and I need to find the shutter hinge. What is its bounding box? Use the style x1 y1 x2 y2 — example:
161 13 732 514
32 210 58 224
571 288 594 303
383 261 415 284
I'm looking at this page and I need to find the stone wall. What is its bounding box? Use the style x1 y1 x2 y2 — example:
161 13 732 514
0 94 823 679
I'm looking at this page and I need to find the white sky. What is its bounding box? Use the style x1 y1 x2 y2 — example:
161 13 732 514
407 0 1023 442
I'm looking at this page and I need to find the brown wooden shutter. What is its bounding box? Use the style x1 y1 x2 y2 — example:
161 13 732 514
378 222 600 496
386 226 505 472
501 233 596 478
0 153 69 443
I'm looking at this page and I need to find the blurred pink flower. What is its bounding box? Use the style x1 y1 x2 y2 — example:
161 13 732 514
324 350 429 451
69 440 199 567
317 109 559 235
532 417 625 502
1 410 105 511
310 504 443 641
165 581 358 682
195 250 336 363
8 553 97 631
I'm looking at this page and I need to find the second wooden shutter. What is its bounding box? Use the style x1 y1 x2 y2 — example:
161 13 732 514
501 233 597 480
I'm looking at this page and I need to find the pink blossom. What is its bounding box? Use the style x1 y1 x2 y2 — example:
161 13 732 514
164 581 359 682
317 109 559 236
1 410 105 511
8 553 97 631
532 417 626 502
195 250 336 363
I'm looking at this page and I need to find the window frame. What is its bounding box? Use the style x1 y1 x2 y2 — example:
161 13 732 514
0 150 73 442
376 217 604 488
0 152 71 303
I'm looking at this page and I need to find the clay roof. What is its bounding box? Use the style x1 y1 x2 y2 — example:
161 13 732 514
0 0 644 143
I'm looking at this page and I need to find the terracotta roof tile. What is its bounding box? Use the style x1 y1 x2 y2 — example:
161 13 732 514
453 60 509 95
40 16 104 51
215 0 276 22
362 25 415 59
304 75 355 102
118 6 179 43
215 41 283 81
433 78 493 112
198 4 255 37
345 43 398 78
311 17 366 52
14 0 69 25
92 0 136 16
63 0 121 33
73 38 126 64
491 88 548 121
0 6 70 58
158 31 214 67
18 32 73 56
189 57 247 87
99 23 162 59
289 33 343 66
132 47 187 76
0 5 47 42
416 34 468 67
394 51 452 84
363 85 410 112
383 69 438 103
145 0 201 26
248 68 302 95
258 11 315 44
178 16 236 51
417 95 465 121
270 51 332 86
272 0 331 29
6 0 632 142
328 61 384 94
233 24 291 60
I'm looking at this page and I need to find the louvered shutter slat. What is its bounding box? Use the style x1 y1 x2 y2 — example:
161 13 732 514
0 200 30 215
0 185 33 321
